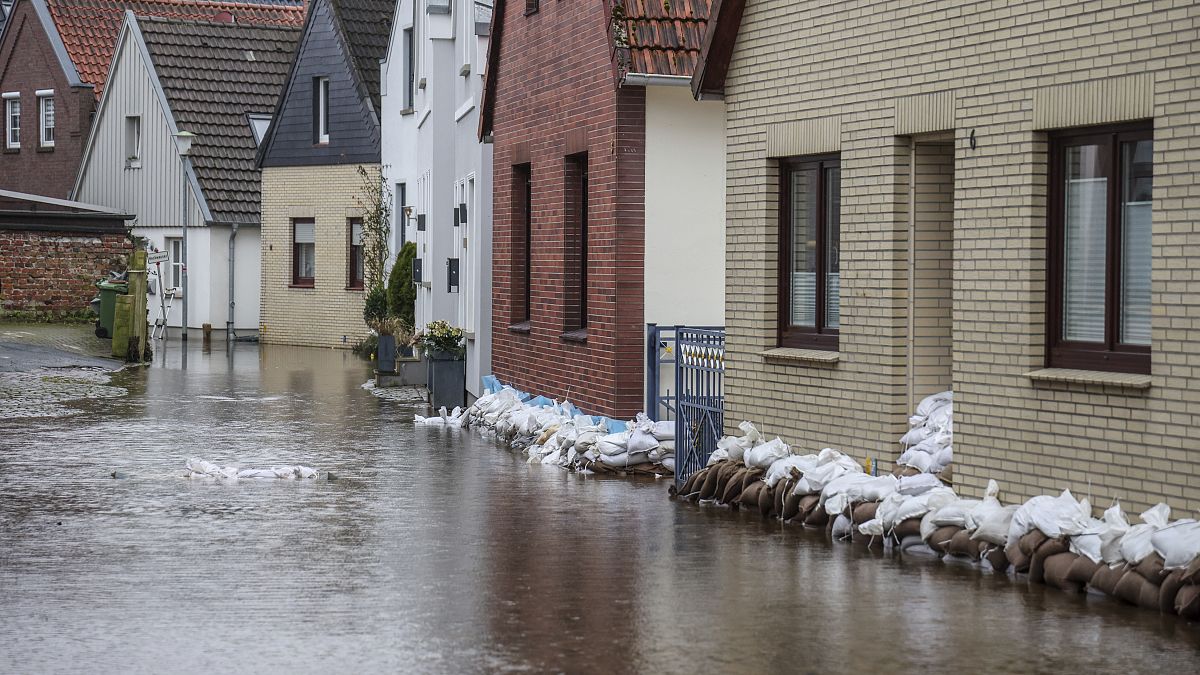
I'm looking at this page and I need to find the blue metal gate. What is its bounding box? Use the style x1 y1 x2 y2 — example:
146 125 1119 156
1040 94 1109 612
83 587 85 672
673 327 725 487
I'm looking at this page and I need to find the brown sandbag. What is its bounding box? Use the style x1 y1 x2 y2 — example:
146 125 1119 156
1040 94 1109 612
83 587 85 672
1135 553 1165 586
1088 563 1125 597
983 546 1010 573
851 501 879 525
1005 543 1031 574
721 468 751 504
1042 552 1083 592
1066 555 1100 586
698 463 722 500
947 528 983 560
1159 569 1186 615
782 490 803 522
758 483 776 518
1028 537 1070 585
1176 584 1200 619
1183 556 1200 584
892 518 922 541
774 478 791 519
1018 530 1048 558
679 467 705 496
1114 569 1159 608
900 465 921 477
740 481 765 509
927 526 962 555
741 468 765 492
797 494 820 521
713 461 741 497
804 503 829 528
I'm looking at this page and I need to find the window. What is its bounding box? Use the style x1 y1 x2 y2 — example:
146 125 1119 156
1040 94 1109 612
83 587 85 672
1047 123 1152 373
247 114 271 145
313 77 329 144
565 153 588 331
348 218 364 289
125 116 141 166
3 94 18 150
37 93 54 147
165 237 183 293
525 0 538 16
779 156 841 349
292 219 316 286
403 28 415 110
513 163 532 325
395 182 407 246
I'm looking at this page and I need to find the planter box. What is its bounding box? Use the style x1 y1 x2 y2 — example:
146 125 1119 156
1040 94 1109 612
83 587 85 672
425 349 465 409
375 355 426 387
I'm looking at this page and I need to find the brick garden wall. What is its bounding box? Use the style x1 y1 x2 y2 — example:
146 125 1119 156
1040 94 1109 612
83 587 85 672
0 229 130 313
489 1 646 419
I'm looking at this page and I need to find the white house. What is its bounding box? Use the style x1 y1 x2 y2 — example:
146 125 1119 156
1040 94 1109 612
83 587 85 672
73 12 299 338
381 0 492 398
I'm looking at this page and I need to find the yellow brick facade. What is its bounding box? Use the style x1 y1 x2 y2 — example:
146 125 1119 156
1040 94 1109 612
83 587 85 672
723 1 1200 513
259 164 376 349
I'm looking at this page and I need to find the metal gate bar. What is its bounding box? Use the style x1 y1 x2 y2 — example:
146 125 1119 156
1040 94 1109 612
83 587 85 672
673 327 725 487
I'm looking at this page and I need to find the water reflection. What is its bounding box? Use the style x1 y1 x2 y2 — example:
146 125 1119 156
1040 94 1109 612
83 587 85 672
1 342 1196 673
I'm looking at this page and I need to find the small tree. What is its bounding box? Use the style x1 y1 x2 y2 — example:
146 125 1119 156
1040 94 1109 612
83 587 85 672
388 241 417 329
355 165 392 293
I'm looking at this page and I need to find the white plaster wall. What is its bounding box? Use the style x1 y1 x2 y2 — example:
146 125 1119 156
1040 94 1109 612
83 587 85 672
644 86 726 328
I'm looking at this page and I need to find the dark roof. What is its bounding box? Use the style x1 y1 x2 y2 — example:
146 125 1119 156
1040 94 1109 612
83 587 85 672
690 0 743 99
478 0 504 138
44 0 305 99
140 15 299 223
607 0 710 82
328 0 392 114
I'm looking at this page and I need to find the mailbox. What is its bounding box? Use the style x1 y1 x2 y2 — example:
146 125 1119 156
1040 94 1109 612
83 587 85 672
447 258 459 293
412 257 423 283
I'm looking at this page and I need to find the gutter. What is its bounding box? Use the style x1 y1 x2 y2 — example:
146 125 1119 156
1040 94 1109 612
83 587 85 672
227 222 238 340
621 73 692 87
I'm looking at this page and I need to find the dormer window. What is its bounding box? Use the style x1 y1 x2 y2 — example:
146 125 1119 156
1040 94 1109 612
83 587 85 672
313 77 330 144
37 91 54 148
3 93 18 150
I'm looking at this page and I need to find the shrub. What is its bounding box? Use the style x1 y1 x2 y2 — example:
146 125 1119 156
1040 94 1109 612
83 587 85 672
388 241 417 328
364 286 388 327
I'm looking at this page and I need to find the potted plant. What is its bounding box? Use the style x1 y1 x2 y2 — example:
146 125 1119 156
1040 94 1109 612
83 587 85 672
413 320 466 408
388 241 417 358
364 286 396 373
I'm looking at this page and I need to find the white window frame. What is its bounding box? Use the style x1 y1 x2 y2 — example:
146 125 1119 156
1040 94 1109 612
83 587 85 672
316 77 330 144
165 237 183 293
125 115 141 167
36 90 54 148
3 93 19 150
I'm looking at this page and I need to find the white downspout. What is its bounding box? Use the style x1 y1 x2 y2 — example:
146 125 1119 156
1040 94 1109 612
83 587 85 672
228 222 238 339
907 140 917 413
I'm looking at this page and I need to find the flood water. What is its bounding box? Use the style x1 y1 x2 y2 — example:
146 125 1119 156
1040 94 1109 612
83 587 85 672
1 342 1197 673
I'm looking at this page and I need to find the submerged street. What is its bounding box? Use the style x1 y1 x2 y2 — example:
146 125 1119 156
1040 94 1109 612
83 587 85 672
1 336 1197 673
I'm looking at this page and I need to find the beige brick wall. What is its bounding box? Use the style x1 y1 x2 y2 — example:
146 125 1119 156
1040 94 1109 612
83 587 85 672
724 0 1200 514
259 164 375 349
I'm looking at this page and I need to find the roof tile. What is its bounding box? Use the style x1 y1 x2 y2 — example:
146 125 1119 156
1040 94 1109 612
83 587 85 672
608 0 710 80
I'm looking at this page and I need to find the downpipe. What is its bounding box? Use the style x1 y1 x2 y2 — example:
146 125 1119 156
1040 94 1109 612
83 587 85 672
228 222 237 341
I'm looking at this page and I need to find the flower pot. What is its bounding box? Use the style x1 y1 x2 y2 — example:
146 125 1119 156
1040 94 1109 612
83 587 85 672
425 349 465 409
377 334 398 374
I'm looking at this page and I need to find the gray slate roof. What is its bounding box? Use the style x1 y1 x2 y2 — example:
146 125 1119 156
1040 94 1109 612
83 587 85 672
329 0 393 115
139 16 300 224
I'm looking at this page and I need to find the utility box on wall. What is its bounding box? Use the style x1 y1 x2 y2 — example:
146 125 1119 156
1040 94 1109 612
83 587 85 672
447 257 459 293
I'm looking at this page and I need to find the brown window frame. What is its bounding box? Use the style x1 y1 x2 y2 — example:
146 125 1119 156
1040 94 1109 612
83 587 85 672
1046 122 1152 374
778 155 840 350
510 163 533 328
292 218 315 288
347 217 364 290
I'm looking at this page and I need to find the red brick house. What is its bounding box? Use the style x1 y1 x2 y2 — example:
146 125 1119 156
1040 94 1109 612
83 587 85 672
0 0 304 199
480 0 725 418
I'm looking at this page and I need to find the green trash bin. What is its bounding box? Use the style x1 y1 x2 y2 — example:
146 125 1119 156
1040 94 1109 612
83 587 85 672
95 280 128 339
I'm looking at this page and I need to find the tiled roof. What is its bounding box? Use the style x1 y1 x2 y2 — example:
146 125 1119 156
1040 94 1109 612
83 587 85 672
140 16 299 223
608 0 710 80
44 0 305 99
329 0 393 114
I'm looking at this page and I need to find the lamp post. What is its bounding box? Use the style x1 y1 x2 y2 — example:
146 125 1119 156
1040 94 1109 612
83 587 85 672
173 130 196 341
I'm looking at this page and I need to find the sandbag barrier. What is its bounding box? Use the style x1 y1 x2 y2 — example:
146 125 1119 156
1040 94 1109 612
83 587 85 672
415 383 677 477
669 421 1200 624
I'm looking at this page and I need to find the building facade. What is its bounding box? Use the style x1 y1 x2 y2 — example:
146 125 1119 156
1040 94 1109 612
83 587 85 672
696 0 1199 513
380 0 493 398
481 0 724 418
0 0 303 199
75 13 298 338
257 0 393 348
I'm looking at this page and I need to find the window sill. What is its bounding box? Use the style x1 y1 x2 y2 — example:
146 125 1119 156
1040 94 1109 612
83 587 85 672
761 347 840 364
37 145 54 153
508 321 531 334
458 63 471 77
560 329 587 343
464 331 476 340
2 147 17 154
288 283 315 290
346 285 364 292
1025 368 1151 389
398 108 415 116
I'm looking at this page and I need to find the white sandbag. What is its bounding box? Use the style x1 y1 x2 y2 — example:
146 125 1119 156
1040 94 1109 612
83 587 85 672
971 504 1018 546
847 474 899 503
897 473 943 496
1121 503 1172 565
540 448 562 465
1006 490 1092 547
1151 520 1200 569
893 487 957 525
598 451 651 468
660 456 676 473
916 391 953 416
859 518 885 536
925 403 952 432
715 420 762 464
920 510 939 542
764 454 819 488
706 447 730 466
650 420 675 441
596 431 631 457
627 429 660 455
746 437 790 470
832 513 854 540
899 425 934 447
574 430 601 453
930 499 983 530
821 473 878 514
932 445 953 471
647 445 673 462
1070 503 1128 564
901 450 933 473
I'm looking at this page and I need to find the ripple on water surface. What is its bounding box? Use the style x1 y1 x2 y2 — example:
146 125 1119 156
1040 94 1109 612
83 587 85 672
1 342 1197 674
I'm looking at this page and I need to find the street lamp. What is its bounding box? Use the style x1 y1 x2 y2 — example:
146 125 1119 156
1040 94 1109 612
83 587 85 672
173 130 196 341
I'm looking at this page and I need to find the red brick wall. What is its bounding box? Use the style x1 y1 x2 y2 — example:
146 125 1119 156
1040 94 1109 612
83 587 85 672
0 230 131 312
490 1 646 418
0 1 96 198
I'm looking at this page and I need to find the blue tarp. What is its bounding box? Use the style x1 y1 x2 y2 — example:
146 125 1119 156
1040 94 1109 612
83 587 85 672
480 375 631 434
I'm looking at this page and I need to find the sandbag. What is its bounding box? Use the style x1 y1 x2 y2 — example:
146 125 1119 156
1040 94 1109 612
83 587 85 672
1135 552 1165 586
1175 584 1200 619
797 494 821 521
1088 563 1126 597
948 529 983 560
740 467 765 493
1159 569 1186 615
782 490 803 522
1005 543 1031 574
1114 569 1160 609
852 501 879 525
649 419 675 441
982 545 1010 574
1029 537 1070 585
739 481 765 509
764 454 820 488
1151 520 1200 569
745 437 791 470
897 473 943 497
1066 555 1100 586
1184 556 1200 585
721 468 752 504
680 467 706 495
1120 503 1172 565
893 517 922 541
927 526 962 555
758 482 776 518
698 462 723 500
831 513 854 540
972 504 1019 546
774 477 792 518
804 504 829 528
1019 530 1049 558
1041 552 1082 592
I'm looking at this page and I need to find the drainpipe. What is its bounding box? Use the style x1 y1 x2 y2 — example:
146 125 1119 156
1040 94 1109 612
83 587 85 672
228 222 238 340
621 73 692 87
907 139 917 413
